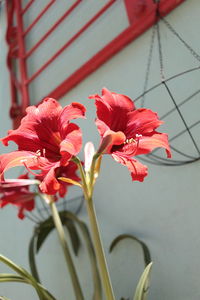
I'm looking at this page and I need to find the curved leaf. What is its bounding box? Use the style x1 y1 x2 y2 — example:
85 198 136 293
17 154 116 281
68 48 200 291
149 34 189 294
35 212 81 255
0 274 57 300
63 219 80 256
133 262 153 300
0 297 11 300
0 255 49 300
29 235 41 283
36 226 53 253
109 234 151 266
28 210 82 298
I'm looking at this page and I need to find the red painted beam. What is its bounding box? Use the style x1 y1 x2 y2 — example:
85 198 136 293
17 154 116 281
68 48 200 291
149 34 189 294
25 0 81 58
14 0 30 112
26 0 116 85
23 0 55 36
21 0 35 15
6 0 23 129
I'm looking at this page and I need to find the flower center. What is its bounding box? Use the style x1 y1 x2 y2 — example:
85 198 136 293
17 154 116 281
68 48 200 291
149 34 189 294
123 134 142 145
52 132 62 146
123 138 136 145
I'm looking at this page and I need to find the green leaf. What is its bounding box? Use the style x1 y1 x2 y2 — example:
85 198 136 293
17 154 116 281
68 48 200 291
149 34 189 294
133 262 153 300
0 273 27 283
0 273 57 300
28 211 82 298
35 212 81 256
109 234 151 266
0 255 48 300
63 218 81 256
0 296 11 300
29 235 41 283
36 226 53 253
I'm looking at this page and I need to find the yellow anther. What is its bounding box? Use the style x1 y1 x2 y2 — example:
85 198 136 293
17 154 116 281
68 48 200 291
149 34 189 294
124 138 136 145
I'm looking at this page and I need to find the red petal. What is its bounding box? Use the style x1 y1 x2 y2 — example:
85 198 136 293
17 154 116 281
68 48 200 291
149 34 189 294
101 88 135 110
59 102 86 139
58 184 67 198
39 163 60 195
1 98 62 152
0 151 38 179
39 161 80 196
126 108 163 137
136 132 171 158
90 88 135 132
26 97 62 129
98 130 126 154
60 123 82 159
0 191 35 219
59 102 86 125
95 119 110 137
0 178 39 189
112 154 148 182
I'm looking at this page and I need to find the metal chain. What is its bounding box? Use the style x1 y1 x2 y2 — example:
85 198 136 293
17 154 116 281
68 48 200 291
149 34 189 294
160 16 200 63
156 20 165 81
141 25 156 107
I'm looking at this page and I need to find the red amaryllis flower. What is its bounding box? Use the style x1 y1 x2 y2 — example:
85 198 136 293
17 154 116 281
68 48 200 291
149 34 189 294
0 174 36 219
89 88 171 181
0 98 85 194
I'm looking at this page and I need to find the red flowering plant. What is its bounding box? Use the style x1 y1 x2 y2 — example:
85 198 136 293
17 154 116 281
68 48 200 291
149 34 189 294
0 89 171 300
0 173 38 219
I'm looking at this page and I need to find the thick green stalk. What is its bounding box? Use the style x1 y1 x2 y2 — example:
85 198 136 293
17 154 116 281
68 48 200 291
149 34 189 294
49 200 84 300
85 198 115 300
76 158 115 300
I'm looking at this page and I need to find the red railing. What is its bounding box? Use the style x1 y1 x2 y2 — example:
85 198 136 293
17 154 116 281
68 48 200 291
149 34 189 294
6 0 185 128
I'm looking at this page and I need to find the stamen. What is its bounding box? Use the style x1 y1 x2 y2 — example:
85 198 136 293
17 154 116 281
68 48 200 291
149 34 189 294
22 161 43 177
124 138 137 145
123 133 143 155
42 148 46 157
20 159 28 163
36 150 41 156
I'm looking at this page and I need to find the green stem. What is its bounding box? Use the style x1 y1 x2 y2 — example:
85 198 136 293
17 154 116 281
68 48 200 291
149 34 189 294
49 201 84 300
76 156 115 300
85 198 115 300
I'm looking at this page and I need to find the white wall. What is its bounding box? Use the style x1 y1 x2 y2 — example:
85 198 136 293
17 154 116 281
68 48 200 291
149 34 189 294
1 1 200 300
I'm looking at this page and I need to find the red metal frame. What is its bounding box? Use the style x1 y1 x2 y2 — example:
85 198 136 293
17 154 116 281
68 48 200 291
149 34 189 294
25 0 82 58
6 0 185 128
23 0 55 37
21 0 35 15
26 0 116 85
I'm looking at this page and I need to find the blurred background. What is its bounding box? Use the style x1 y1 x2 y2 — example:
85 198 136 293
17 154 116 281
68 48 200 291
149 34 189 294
0 0 200 299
